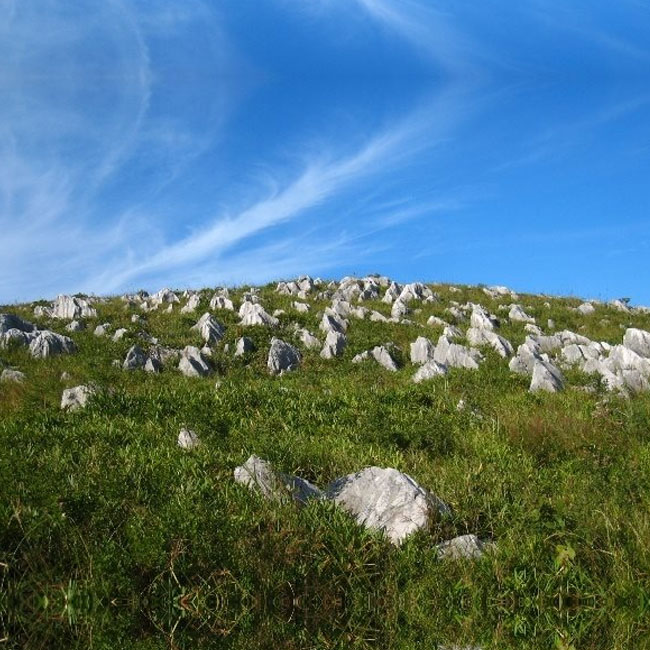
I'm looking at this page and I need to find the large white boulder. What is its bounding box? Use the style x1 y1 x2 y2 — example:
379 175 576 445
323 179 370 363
325 467 450 545
530 359 564 393
623 328 650 358
320 331 346 359
267 338 301 375
239 302 279 327
29 331 77 359
192 313 225 345
51 295 97 320
410 336 436 365
178 346 211 377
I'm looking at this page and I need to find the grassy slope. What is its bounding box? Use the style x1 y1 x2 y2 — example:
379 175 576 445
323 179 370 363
1 283 650 649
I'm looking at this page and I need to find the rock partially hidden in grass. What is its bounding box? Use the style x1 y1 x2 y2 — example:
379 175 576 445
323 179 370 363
239 301 279 327
123 345 147 370
435 534 487 560
1 368 25 383
177 428 200 449
410 336 436 365
320 331 346 359
234 455 322 505
234 336 255 357
60 385 95 411
530 359 564 393
372 345 399 371
29 331 77 359
412 360 448 383
434 336 482 370
191 312 225 345
178 345 212 377
325 466 450 546
267 338 301 375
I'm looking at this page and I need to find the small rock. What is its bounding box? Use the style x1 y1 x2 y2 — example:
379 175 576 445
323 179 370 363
66 320 85 332
436 534 486 560
112 328 128 342
234 336 255 357
1 368 25 383
61 385 95 411
177 428 200 449
412 360 448 383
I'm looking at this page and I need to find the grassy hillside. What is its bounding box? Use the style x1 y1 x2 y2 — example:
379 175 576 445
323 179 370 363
1 280 650 649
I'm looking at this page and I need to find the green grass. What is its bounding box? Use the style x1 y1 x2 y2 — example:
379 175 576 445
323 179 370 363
1 282 650 649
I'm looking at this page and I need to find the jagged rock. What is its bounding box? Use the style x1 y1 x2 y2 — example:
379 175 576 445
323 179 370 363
320 331 346 359
293 301 310 313
530 359 564 393
623 328 650 358
391 300 409 319
610 299 630 312
469 305 499 331
192 313 225 345
294 327 321 350
372 345 399 371
150 288 179 306
33 305 52 318
112 328 128 342
234 337 255 357
445 306 467 321
436 534 486 560
66 320 84 332
267 338 301 375
209 293 234 311
576 302 595 315
178 346 212 377
234 455 321 505
0 313 35 336
509 340 543 375
509 304 535 323
398 282 436 304
524 323 543 336
466 328 514 358
325 467 450 545
1 368 25 383
382 281 403 304
352 350 371 363
442 325 463 340
320 312 347 334
410 336 436 365
434 336 482 370
178 428 200 449
180 294 201 313
51 295 97 320
123 345 147 370
29 331 77 358
369 310 389 322
412 360 448 383
61 385 95 411
94 323 111 337
483 285 517 299
239 302 279 327
144 357 162 373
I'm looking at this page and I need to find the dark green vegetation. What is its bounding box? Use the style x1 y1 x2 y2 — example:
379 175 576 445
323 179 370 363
1 283 650 649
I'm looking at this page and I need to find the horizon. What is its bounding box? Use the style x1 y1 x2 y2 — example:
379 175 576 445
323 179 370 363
2 1 649 304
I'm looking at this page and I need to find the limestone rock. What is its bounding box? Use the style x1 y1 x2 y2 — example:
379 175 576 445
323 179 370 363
239 302 279 327
320 331 346 359
178 428 200 449
192 313 225 345
466 327 514 358
94 323 111 337
1 368 25 383
577 302 595 315
294 327 321 350
123 345 147 370
66 320 85 332
530 359 564 393
470 305 499 331
209 293 234 311
412 360 448 383
434 336 482 370
325 467 450 545
410 336 436 365
623 328 650 358
112 328 128 342
509 304 535 323
180 294 201 314
0 313 35 336
234 455 321 505
320 312 347 334
436 534 486 560
234 337 255 357
267 338 301 375
293 301 310 313
51 295 97 320
61 385 95 411
372 345 399 371
29 331 77 359
178 346 212 377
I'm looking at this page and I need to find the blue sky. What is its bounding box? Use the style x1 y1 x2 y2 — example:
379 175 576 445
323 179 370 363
1 0 650 304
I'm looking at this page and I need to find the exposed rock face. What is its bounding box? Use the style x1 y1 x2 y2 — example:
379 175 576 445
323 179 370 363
466 328 514 358
397 282 436 304
382 281 403 304
623 328 650 358
509 304 535 323
209 293 234 311
122 345 147 370
267 338 301 375
469 305 499 331
66 320 85 332
234 336 255 357
412 360 448 383
0 314 35 336
320 331 346 359
320 312 347 335
1 368 25 383
530 359 564 393
577 302 596 315
436 534 486 560
51 295 97 320
294 327 321 350
234 455 321 505
61 385 95 411
150 288 179 306
434 336 482 370
325 467 450 545
410 336 436 365
29 331 77 359
293 301 310 313
178 428 200 449
192 313 225 345
391 299 409 320
239 302 279 327
178 346 212 377
180 294 201 314
372 345 399 371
